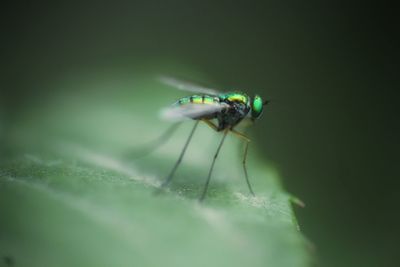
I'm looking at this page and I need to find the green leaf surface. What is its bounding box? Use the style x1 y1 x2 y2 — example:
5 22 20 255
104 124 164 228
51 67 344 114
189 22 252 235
0 74 311 267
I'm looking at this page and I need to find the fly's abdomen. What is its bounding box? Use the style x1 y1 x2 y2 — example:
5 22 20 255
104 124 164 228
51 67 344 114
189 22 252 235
169 95 221 120
176 95 220 106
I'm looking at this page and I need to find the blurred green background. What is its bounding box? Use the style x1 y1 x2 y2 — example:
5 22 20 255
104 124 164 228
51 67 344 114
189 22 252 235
2 1 398 267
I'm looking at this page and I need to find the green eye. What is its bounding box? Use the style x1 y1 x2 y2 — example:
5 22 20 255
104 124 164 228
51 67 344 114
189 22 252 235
251 95 263 119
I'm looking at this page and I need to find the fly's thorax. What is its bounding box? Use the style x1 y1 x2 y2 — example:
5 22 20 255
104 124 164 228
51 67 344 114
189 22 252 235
220 92 251 115
216 92 252 129
220 92 250 108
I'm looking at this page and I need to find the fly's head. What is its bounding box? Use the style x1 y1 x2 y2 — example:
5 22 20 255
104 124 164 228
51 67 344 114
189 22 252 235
250 95 269 121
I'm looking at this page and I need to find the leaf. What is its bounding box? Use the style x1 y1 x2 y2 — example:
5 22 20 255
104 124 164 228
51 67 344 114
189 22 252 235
0 74 311 267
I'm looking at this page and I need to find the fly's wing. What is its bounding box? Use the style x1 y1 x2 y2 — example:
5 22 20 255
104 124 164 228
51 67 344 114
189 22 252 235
159 76 221 95
160 102 228 122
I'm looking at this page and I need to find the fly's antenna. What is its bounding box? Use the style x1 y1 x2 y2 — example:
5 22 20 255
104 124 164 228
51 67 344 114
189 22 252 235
263 100 270 106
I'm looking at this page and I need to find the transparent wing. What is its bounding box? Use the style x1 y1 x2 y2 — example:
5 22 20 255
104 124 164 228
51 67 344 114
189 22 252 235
160 103 228 122
159 76 221 95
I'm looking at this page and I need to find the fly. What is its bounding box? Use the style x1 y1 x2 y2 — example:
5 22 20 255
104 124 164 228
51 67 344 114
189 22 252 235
157 76 269 202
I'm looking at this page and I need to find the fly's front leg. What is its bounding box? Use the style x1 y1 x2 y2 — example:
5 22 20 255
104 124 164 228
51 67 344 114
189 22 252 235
242 140 255 196
230 129 255 196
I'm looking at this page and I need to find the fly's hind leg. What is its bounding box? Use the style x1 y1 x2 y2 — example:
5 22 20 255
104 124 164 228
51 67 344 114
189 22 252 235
158 120 199 191
230 129 256 196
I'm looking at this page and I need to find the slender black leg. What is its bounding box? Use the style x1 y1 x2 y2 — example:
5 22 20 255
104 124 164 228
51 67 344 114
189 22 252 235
199 129 229 202
127 122 181 159
242 141 255 196
160 120 199 189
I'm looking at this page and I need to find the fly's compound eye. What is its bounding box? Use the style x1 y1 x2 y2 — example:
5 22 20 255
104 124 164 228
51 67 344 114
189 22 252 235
251 95 263 120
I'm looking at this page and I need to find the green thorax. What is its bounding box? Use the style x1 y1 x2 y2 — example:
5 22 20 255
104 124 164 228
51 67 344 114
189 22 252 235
219 92 250 108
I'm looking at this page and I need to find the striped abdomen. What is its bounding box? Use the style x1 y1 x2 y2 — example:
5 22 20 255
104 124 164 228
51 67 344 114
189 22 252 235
176 95 220 105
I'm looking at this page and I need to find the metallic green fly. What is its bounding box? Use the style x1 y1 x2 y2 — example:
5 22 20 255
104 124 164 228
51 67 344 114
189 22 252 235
157 76 269 201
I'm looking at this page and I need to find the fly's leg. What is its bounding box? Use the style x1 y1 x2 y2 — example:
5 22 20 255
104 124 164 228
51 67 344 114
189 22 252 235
201 119 221 131
127 122 181 159
230 129 255 196
159 120 199 189
199 129 229 202
242 140 255 196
